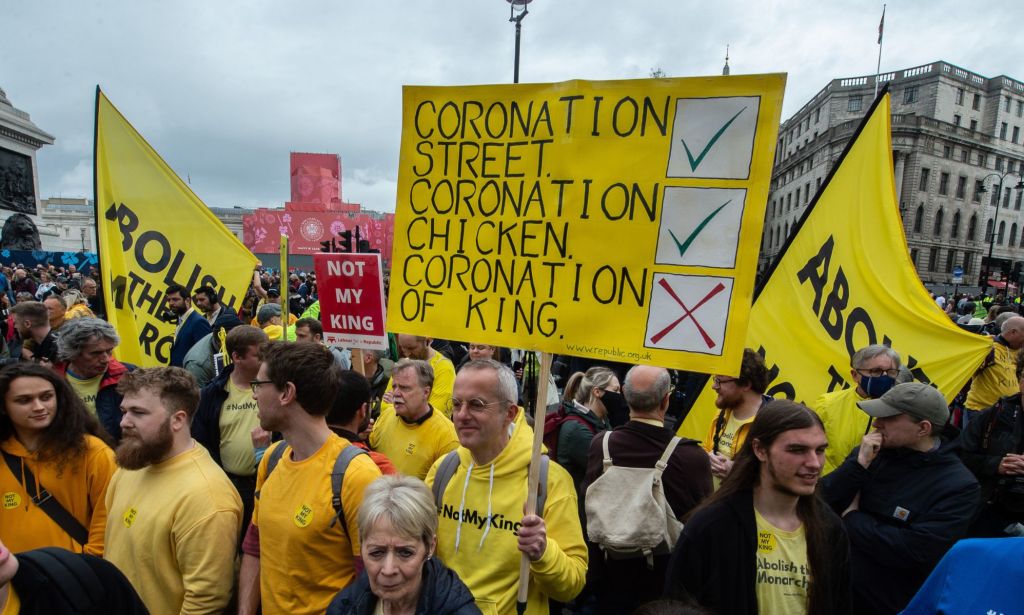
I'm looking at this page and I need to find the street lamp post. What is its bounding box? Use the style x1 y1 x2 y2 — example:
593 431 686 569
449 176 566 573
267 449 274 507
978 171 1024 293
506 0 533 84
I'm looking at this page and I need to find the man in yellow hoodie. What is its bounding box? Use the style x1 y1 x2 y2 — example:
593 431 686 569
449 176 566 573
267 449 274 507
426 359 587 614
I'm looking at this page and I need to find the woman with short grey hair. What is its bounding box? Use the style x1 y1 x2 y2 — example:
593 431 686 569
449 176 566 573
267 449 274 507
327 475 480 615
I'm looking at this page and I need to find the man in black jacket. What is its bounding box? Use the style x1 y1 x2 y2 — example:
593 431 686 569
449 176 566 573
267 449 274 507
192 325 268 539
958 350 1024 537
822 382 979 614
666 401 850 615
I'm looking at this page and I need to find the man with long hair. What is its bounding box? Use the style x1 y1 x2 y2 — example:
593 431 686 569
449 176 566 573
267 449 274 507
0 363 115 556
103 367 242 615
703 348 771 488
665 400 851 615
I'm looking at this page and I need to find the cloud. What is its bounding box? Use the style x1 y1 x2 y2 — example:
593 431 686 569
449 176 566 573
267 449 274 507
5 0 1024 215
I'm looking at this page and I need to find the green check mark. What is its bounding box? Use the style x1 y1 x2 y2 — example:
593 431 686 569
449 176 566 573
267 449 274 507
667 200 732 258
680 106 747 172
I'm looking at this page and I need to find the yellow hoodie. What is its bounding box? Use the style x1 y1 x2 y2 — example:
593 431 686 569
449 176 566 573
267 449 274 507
0 434 115 555
425 418 587 615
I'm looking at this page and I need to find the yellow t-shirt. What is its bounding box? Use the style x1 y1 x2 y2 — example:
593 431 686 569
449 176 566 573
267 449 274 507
66 371 103 418
104 443 242 615
253 435 382 615
369 406 459 480
965 341 1018 411
754 509 809 615
710 412 755 489
218 378 261 476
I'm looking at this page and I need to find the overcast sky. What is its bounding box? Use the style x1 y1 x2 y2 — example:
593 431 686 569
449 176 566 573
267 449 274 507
5 0 1023 214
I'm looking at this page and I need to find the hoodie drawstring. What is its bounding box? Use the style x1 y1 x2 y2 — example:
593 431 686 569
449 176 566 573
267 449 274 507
454 461 474 553
477 462 496 551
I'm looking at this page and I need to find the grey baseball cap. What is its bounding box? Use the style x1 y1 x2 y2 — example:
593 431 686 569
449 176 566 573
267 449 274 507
857 382 949 426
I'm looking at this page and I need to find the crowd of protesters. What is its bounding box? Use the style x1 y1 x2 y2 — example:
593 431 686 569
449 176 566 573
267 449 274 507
1 273 1023 615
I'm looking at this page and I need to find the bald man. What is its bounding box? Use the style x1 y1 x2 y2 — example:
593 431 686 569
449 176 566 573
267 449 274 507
963 315 1024 426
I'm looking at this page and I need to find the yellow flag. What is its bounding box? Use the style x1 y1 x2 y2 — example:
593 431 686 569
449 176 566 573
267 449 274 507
679 92 991 439
94 89 258 366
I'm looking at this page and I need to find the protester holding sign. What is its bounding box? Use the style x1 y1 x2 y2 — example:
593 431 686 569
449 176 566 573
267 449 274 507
426 359 587 614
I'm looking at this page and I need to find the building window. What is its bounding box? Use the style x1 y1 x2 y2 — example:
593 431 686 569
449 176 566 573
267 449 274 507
848 96 863 112
997 157 1004 171
946 249 957 274
903 87 918 104
911 248 919 267
961 148 970 163
1012 224 1019 247
1018 100 1024 117
919 168 930 191
804 183 810 204
964 252 973 272
978 152 987 167
933 208 944 236
943 145 952 158
1017 190 1023 211
968 214 978 240
939 172 950 195
973 93 981 110
816 177 822 190
951 211 961 239
956 88 965 105
953 114 962 126
1014 126 1021 144
998 220 1006 244
1004 187 1012 208
970 119 979 132
914 205 925 233
956 176 967 199
1001 123 1009 139
815 107 821 123
1006 96 1013 112
928 247 939 271
787 193 792 211
986 219 995 242
974 179 984 202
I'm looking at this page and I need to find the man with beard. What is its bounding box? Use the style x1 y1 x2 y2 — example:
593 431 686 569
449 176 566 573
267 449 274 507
703 349 772 488
165 284 212 368
327 369 397 475
238 341 381 615
4 301 58 366
103 367 242 615
380 334 456 417
666 401 851 615
814 344 902 474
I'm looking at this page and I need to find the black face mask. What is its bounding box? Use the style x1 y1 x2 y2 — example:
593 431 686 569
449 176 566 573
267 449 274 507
600 390 629 420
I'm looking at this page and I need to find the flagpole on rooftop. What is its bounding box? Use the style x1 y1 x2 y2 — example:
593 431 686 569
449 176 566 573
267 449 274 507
874 4 886 97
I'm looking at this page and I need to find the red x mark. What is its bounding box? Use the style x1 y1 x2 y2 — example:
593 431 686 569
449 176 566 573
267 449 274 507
649 278 726 348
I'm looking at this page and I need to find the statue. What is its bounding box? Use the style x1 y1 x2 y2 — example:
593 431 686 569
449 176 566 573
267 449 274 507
1 213 42 250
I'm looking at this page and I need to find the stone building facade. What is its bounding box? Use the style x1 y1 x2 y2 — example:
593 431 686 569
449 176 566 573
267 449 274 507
762 61 1024 292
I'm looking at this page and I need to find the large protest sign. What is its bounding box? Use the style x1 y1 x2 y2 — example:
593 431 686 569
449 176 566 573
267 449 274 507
678 92 992 439
388 76 785 372
94 89 258 366
314 253 388 350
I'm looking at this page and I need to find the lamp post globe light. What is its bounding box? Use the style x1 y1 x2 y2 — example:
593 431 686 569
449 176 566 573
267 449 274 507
978 171 1024 293
506 0 533 84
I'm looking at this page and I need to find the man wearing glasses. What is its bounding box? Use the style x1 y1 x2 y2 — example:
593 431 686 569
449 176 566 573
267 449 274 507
426 359 587 614
814 344 902 475
238 341 382 615
702 348 772 488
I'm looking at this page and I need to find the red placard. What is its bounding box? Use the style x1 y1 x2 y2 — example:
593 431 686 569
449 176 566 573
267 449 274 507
314 253 387 350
